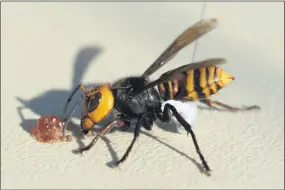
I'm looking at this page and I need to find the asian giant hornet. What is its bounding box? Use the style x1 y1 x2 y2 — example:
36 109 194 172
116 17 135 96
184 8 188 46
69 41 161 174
62 18 260 172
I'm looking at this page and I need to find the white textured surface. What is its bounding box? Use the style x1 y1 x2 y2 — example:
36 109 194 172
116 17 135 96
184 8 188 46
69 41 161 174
1 2 284 189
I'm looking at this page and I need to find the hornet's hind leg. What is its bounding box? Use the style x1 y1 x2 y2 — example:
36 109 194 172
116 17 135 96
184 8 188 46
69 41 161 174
200 99 260 112
158 103 210 172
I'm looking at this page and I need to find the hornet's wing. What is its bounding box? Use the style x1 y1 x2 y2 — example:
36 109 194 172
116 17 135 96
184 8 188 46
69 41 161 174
141 18 219 78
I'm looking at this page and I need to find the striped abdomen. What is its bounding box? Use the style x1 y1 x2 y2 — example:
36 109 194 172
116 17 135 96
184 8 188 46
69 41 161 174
158 66 235 101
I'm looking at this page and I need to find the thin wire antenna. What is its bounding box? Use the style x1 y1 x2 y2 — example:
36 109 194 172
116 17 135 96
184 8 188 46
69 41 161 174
62 96 83 136
191 2 207 63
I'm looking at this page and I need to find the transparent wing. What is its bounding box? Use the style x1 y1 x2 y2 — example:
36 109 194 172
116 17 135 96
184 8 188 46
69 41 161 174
141 18 219 78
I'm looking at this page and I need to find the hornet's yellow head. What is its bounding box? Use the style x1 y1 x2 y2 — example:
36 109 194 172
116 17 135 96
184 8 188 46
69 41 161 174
80 84 114 133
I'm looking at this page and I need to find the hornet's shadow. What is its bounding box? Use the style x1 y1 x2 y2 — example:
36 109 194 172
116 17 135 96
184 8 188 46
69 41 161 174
16 46 104 147
98 127 211 177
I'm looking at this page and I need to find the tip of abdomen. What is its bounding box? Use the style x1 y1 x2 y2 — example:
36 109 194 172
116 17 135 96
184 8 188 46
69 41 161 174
216 68 235 87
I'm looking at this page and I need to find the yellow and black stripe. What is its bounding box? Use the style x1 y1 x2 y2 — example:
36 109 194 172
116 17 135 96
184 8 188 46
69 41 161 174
158 79 180 100
158 66 234 101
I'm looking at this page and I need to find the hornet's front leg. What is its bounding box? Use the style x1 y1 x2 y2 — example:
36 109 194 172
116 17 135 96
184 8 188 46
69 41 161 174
158 103 211 172
73 120 118 154
200 99 260 112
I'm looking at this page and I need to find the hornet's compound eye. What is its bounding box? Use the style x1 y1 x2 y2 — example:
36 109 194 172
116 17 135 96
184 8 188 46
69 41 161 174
87 92 102 112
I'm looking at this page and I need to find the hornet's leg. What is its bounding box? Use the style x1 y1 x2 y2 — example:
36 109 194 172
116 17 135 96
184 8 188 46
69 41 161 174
200 99 260 112
114 113 147 166
73 120 118 154
158 103 210 172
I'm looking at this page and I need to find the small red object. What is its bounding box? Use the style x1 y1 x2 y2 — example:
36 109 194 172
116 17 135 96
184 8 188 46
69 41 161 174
31 115 72 143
